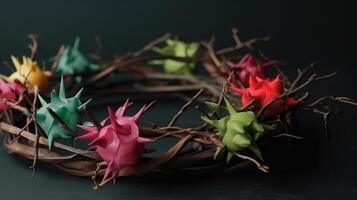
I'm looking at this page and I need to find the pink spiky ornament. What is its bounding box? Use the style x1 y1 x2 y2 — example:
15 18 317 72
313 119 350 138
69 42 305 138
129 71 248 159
76 100 152 187
227 53 277 86
0 78 24 111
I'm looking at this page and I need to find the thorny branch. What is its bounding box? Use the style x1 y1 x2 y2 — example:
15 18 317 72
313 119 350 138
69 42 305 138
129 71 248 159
216 28 271 55
28 34 39 59
168 89 205 127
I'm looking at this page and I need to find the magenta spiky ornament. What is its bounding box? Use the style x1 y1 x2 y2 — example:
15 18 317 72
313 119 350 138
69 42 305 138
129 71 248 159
76 100 152 186
0 78 24 111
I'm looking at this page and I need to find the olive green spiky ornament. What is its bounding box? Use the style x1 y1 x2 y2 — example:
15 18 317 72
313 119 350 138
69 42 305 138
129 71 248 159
201 98 265 163
36 77 91 150
150 39 199 75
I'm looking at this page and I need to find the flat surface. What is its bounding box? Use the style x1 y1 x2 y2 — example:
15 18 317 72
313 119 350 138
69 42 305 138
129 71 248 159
0 0 354 199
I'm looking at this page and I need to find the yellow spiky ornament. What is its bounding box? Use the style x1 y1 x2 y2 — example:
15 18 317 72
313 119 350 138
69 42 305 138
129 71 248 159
3 56 52 92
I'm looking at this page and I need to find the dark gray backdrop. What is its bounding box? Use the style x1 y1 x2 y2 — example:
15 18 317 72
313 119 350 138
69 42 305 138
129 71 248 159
0 0 353 199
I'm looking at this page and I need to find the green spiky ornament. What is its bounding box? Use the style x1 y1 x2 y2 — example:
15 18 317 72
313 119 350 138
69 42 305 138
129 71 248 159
56 38 98 75
202 98 265 163
150 39 199 75
36 77 91 150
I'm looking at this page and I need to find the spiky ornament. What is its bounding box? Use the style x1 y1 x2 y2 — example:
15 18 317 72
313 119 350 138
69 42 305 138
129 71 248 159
151 39 199 75
202 98 265 163
232 75 299 116
76 100 152 186
0 78 24 111
227 53 277 86
56 38 98 75
36 77 90 149
3 56 52 92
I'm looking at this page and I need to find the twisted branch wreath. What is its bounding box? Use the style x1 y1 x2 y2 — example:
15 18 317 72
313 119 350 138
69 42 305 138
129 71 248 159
0 30 356 189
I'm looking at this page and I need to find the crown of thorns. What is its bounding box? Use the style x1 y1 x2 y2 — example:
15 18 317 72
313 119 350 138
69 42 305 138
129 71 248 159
0 31 355 189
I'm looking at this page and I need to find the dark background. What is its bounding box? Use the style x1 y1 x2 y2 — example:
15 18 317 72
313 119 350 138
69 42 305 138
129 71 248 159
0 0 354 199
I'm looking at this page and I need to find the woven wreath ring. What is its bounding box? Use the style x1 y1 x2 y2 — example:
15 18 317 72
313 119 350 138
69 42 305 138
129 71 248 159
0 32 356 189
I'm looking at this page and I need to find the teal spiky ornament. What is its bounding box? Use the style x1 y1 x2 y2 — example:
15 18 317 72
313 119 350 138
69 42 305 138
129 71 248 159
36 77 91 150
56 38 98 75
150 39 199 75
202 98 265 163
